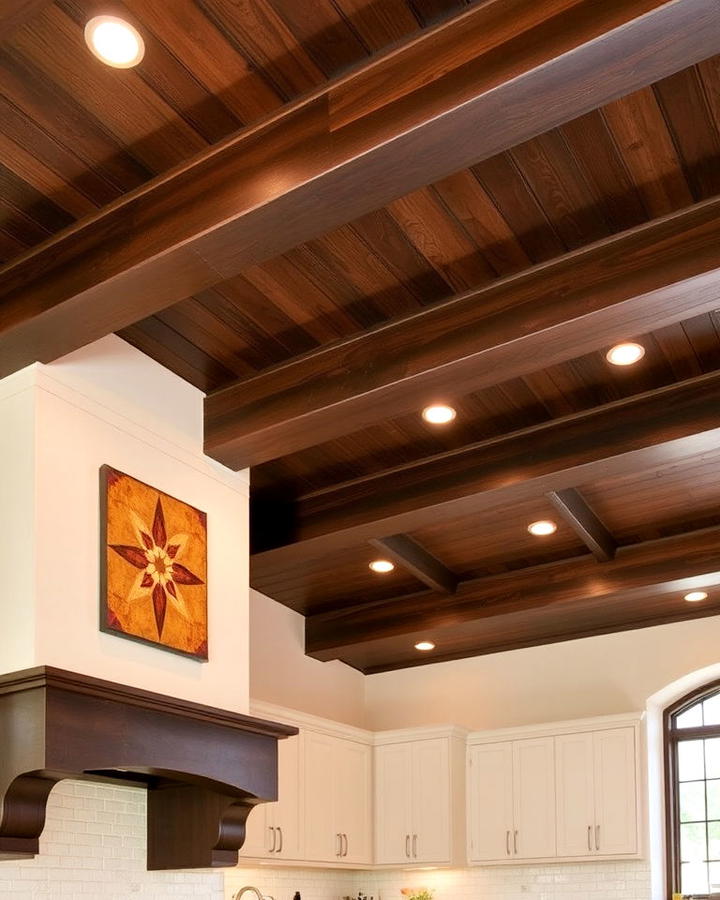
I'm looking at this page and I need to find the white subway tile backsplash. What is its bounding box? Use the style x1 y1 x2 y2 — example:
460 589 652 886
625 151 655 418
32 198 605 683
0 784 650 900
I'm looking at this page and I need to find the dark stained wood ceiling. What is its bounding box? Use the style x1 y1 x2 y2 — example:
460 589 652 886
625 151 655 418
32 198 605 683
2 0 720 673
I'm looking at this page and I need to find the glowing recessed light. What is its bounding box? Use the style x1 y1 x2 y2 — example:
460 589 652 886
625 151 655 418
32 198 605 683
606 342 645 367
84 16 145 68
684 591 708 603
414 641 435 651
528 520 557 536
422 404 456 425
369 559 394 574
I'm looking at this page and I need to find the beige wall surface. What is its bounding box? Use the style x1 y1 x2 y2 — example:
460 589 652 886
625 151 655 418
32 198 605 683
250 588 366 727
364 615 720 731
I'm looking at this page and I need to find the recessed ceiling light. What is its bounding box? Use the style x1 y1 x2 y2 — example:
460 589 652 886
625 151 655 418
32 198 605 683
422 404 456 425
528 520 557 536
369 559 394 574
414 641 435 651
606 342 645 367
684 591 708 603
85 16 145 68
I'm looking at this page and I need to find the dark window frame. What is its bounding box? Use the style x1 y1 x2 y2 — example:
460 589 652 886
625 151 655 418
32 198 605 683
665 678 720 899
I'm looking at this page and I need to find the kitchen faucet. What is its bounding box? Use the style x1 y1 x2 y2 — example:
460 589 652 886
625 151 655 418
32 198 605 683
233 886 275 900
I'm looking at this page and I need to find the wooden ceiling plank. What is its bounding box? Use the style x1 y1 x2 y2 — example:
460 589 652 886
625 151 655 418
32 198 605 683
305 524 720 660
369 534 459 594
208 196 720 469
546 487 617 561
0 0 51 39
250 371 720 567
3 0 720 377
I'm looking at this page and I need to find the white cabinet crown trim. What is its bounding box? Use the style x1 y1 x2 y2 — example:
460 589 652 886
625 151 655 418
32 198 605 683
467 711 644 744
250 699 374 744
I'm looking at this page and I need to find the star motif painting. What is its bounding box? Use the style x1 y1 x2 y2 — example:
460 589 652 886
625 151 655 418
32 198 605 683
100 466 208 660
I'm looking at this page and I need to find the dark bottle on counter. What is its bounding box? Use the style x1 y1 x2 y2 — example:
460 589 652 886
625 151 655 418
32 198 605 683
293 892 301 900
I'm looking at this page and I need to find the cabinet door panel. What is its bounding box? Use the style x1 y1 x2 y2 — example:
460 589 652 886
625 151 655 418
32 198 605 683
275 734 302 859
593 728 637 855
512 737 556 859
375 743 413 864
303 731 339 861
334 740 372 864
412 738 451 863
468 742 513 862
239 802 272 858
555 732 595 857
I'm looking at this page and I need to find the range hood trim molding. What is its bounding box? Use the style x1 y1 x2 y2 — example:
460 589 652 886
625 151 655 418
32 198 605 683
0 666 297 870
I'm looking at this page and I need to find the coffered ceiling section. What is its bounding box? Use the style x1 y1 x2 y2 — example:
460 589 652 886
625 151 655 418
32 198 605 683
2 0 720 672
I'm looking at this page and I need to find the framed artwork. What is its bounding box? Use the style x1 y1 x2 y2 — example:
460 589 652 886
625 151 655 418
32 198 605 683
100 465 208 660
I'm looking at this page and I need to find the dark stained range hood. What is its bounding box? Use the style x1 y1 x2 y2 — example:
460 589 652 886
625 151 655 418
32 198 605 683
0 666 297 870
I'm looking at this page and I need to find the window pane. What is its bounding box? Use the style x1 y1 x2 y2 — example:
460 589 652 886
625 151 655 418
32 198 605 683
682 822 708 861
679 740 706 781
710 822 720 861
707 738 720 779
677 701 704 728
681 780 707 822
704 693 720 726
708 780 720 820
682 861 709 894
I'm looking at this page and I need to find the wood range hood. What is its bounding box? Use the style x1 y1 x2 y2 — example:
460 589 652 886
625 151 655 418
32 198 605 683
0 667 297 870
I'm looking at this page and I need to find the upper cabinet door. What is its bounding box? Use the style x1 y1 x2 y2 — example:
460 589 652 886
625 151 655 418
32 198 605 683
512 737 556 860
468 742 513 862
303 730 340 861
334 739 372 864
411 738 451 863
275 733 302 860
239 800 272 858
593 727 637 856
555 731 595 857
375 742 413 864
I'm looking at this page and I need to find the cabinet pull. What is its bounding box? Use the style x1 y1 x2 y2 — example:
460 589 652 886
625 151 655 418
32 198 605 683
406 834 411 858
269 826 276 853
343 833 348 857
506 830 511 856
513 830 518 855
336 833 342 857
587 826 592 852
413 834 418 858
277 827 283 854
595 824 600 851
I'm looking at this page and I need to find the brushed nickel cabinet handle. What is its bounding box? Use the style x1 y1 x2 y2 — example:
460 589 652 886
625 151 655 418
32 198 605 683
513 830 518 855
269 826 276 853
413 833 418 858
587 825 592 852
406 833 411 857
277 827 283 854
595 824 600 851
343 833 348 857
336 832 342 857
506 829 511 856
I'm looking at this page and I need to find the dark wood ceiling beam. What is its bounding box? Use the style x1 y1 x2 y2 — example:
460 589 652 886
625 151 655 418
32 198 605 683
207 194 720 468
546 488 616 561
369 534 458 594
305 525 720 663
3 0 720 377
250 371 720 570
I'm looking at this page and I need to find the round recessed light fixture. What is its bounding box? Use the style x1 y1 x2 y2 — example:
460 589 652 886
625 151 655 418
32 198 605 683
414 641 435 651
528 519 558 537
369 559 395 574
422 404 456 425
606 341 645 367
684 590 708 603
84 15 145 68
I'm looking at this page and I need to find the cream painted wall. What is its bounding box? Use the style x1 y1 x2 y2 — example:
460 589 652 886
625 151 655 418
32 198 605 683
250 589 366 726
0 336 250 713
0 374 37 672
364 615 720 731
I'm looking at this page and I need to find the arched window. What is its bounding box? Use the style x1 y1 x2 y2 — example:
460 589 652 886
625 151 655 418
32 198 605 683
666 682 720 898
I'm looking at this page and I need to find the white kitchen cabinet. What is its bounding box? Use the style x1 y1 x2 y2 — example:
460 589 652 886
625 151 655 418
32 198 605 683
240 733 302 859
375 730 466 866
303 730 372 864
468 737 555 862
556 727 637 858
